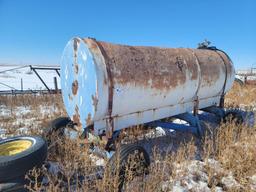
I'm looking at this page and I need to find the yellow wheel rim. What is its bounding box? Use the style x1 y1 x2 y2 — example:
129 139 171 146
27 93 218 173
0 140 32 156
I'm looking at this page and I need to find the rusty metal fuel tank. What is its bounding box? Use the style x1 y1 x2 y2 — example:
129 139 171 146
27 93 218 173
60 37 235 136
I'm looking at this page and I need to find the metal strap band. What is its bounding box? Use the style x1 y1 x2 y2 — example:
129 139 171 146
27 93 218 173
93 39 114 137
215 51 228 96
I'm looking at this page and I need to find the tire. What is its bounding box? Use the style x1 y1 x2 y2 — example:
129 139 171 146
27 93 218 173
234 78 244 86
44 117 73 144
223 111 244 125
108 144 150 191
0 136 47 182
45 117 72 136
0 176 28 192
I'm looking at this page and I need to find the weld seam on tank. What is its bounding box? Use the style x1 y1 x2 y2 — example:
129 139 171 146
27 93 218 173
187 48 202 100
94 95 222 122
215 51 228 95
213 50 228 108
92 39 115 136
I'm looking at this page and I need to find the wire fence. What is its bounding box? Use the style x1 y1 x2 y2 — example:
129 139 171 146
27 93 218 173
0 65 29 74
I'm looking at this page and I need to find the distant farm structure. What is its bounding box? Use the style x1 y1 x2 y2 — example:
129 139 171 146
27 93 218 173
0 65 60 95
236 67 256 85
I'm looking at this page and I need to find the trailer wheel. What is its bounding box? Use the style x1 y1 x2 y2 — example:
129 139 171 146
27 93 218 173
0 176 27 192
0 136 47 182
234 78 244 86
108 144 150 191
44 117 73 144
46 117 72 136
223 111 244 125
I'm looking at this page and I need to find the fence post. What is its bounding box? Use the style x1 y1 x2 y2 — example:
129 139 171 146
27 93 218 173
21 78 23 91
54 77 58 93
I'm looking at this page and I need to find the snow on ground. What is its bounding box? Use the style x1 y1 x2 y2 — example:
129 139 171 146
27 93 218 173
161 159 248 192
0 65 61 91
0 103 255 191
0 71 255 191
0 103 63 140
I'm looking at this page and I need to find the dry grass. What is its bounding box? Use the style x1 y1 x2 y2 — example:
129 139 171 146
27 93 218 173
225 82 256 108
0 93 66 136
0 84 256 191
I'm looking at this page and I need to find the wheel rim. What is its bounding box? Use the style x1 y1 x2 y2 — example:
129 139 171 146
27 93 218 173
0 140 32 156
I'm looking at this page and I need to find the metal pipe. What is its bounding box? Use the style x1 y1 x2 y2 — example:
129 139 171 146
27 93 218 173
30 65 51 92
146 121 199 136
54 77 58 93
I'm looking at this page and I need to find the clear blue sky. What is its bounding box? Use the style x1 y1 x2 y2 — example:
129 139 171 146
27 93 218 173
0 0 255 69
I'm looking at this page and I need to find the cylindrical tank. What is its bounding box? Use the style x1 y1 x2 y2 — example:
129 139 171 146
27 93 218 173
60 37 235 136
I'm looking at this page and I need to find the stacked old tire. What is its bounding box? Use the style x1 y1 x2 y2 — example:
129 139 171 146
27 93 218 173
0 136 47 192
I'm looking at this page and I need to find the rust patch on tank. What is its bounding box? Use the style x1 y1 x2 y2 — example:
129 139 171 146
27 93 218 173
175 56 185 71
74 63 79 74
73 38 80 52
86 113 92 126
179 97 185 104
185 48 199 81
73 38 80 74
83 38 98 51
96 42 191 90
73 105 81 128
72 80 78 95
68 94 73 101
83 38 108 86
216 50 233 78
82 38 230 91
91 94 98 111
193 49 222 87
